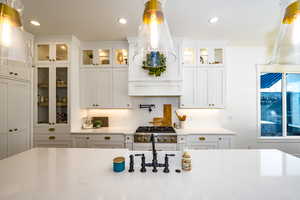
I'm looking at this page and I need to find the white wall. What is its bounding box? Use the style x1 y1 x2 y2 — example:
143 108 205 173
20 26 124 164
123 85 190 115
80 45 300 155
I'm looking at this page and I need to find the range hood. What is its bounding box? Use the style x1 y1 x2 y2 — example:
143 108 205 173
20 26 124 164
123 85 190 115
127 37 182 96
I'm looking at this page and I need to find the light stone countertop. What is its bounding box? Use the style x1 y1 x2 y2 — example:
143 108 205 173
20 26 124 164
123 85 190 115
0 148 299 200
71 127 236 135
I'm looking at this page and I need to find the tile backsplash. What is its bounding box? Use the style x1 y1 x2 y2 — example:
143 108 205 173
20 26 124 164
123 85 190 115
80 97 225 129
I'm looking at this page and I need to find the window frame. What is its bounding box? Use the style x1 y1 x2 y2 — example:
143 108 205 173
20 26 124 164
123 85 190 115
257 64 300 142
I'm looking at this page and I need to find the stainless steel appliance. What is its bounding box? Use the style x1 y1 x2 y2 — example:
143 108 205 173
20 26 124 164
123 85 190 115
133 126 177 151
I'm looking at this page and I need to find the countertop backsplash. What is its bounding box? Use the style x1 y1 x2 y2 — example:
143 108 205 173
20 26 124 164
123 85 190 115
80 97 226 129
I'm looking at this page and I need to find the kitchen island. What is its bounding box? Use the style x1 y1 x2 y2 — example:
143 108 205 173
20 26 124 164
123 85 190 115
0 148 299 200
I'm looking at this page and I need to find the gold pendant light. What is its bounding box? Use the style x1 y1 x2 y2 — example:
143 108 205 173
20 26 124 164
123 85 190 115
134 0 176 63
272 0 300 64
0 1 22 47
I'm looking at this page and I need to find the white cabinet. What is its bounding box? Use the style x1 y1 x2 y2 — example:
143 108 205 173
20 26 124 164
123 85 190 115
34 42 69 132
0 79 30 159
186 135 232 149
34 134 72 148
113 68 132 108
36 43 69 65
180 68 225 109
7 129 28 156
80 68 113 108
72 134 125 149
80 68 131 109
0 60 30 81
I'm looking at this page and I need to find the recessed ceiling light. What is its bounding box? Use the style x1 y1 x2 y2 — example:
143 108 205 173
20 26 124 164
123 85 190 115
209 17 219 24
30 20 40 26
118 18 127 25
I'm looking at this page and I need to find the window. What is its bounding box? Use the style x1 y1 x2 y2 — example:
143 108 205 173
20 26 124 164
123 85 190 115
260 71 300 137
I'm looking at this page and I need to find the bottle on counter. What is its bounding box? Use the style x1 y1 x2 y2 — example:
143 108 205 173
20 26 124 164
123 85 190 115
182 152 192 171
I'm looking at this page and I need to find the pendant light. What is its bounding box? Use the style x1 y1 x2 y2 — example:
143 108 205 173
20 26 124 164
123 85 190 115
0 0 22 47
133 0 176 64
272 0 300 64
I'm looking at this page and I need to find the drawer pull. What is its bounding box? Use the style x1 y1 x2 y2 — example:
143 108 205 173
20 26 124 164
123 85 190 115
14 73 18 76
48 128 55 132
104 136 111 140
9 72 13 75
48 136 56 140
199 137 206 141
9 129 13 132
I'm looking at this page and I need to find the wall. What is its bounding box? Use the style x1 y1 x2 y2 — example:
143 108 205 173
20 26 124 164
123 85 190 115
80 46 300 155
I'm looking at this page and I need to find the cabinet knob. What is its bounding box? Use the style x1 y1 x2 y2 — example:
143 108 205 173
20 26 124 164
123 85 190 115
14 73 18 76
199 137 206 141
48 136 56 140
104 136 111 140
9 129 13 132
86 137 90 140
14 128 18 131
9 72 13 75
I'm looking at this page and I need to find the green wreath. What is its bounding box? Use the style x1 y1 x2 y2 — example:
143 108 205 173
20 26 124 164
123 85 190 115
142 52 167 77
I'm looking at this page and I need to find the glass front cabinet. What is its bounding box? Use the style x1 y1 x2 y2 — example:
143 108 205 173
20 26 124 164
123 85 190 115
182 46 224 66
81 48 128 67
35 42 69 131
36 43 69 65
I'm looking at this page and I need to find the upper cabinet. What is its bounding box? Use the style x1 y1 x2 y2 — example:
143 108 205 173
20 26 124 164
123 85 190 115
36 43 69 65
181 41 226 109
182 45 225 67
81 47 128 67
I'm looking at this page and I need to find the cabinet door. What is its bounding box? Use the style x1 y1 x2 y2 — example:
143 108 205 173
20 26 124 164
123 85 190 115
180 67 196 108
36 43 51 64
36 67 52 125
96 69 113 108
207 69 225 108
80 69 99 108
7 81 29 131
73 136 89 148
7 129 28 156
55 67 68 124
0 134 7 159
188 143 218 150
113 68 131 108
0 80 7 134
195 69 209 107
54 43 68 64
0 81 7 159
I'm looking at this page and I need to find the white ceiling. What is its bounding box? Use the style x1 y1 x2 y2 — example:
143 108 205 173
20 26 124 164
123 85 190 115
22 0 282 44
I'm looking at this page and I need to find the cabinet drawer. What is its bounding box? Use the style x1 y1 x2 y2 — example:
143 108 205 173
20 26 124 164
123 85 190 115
187 135 219 143
34 134 72 148
90 134 124 142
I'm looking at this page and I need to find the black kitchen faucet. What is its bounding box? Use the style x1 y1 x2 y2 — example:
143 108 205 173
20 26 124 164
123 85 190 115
135 134 175 173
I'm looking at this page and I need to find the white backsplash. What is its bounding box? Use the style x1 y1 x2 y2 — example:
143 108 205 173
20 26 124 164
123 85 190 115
80 97 225 129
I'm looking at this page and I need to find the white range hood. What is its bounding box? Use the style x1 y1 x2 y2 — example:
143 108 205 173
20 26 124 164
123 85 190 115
127 37 182 96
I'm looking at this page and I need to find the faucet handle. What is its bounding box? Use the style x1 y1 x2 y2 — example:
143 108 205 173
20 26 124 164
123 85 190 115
163 154 175 173
135 154 146 173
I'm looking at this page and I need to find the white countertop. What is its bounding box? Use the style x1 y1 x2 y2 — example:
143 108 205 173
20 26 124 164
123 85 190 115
175 127 236 135
71 127 136 134
72 127 236 135
0 148 299 200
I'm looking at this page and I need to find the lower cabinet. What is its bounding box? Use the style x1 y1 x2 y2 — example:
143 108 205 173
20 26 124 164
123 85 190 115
34 134 72 148
0 78 30 160
73 134 125 149
7 129 29 156
186 135 232 149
